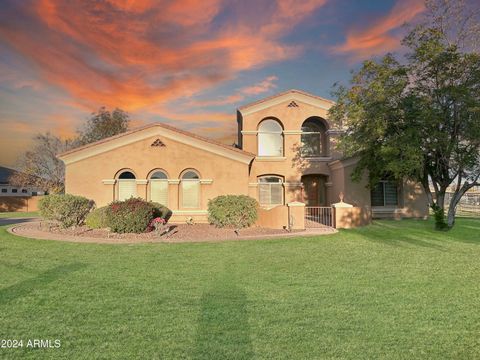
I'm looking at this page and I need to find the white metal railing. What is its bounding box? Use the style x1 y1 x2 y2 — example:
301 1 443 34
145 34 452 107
305 207 333 227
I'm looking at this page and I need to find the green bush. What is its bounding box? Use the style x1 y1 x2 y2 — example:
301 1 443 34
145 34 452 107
85 206 109 229
105 198 171 233
39 194 94 228
431 204 449 231
208 195 258 228
150 202 172 222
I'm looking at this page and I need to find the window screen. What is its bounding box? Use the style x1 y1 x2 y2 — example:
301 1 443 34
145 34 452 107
150 180 168 206
371 181 398 206
258 176 283 206
181 180 200 208
118 180 137 201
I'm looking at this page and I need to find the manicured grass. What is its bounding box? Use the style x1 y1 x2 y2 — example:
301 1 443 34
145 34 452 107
0 211 38 218
1 218 480 359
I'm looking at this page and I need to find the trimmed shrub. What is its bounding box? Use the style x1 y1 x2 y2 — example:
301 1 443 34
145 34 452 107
39 194 94 228
150 202 173 222
105 198 171 233
208 195 258 228
85 206 109 229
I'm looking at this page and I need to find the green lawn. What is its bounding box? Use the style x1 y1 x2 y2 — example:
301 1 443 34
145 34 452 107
0 211 38 218
1 217 480 359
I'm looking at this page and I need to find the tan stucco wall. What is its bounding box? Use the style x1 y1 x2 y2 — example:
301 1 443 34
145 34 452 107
0 196 42 212
334 206 371 229
399 180 429 219
240 98 342 205
65 135 250 213
255 205 289 229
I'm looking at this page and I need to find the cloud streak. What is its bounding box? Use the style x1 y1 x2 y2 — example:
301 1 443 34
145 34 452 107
190 76 279 107
331 0 425 60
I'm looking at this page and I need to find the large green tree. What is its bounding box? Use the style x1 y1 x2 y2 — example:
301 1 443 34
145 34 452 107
329 0 480 229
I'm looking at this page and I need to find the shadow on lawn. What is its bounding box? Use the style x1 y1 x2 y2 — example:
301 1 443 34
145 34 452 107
0 217 38 226
0 262 85 304
193 273 253 359
359 221 446 250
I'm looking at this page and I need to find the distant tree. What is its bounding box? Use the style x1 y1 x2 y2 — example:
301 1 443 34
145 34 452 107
329 0 480 229
76 107 130 146
9 133 73 194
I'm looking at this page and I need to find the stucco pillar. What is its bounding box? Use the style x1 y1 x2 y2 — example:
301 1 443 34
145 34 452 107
287 201 305 230
332 192 371 228
325 181 333 206
136 180 148 200
101 179 116 204
168 179 180 210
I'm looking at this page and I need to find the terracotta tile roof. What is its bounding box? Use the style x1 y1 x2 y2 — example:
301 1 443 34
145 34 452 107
59 122 255 158
238 89 335 111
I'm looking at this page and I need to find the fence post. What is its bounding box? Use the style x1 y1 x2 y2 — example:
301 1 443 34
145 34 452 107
287 202 305 230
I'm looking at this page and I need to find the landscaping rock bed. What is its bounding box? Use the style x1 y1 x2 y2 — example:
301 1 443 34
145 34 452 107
9 220 324 244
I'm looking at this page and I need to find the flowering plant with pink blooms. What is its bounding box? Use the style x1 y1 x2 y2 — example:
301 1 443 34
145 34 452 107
146 216 168 234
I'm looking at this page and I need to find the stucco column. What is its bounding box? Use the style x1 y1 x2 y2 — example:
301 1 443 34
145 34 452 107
136 180 148 200
101 179 116 203
168 179 180 210
325 181 333 205
287 201 305 230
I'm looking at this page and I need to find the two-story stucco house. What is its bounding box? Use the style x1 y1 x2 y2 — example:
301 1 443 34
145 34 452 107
59 89 428 227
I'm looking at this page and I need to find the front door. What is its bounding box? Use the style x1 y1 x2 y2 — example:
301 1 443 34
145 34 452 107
302 175 327 206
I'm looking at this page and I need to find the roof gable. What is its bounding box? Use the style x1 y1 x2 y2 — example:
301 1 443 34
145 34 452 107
238 89 335 116
59 123 254 165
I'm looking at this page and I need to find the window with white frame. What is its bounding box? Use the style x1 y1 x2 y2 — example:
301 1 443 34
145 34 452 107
258 176 283 206
371 180 399 206
149 170 168 206
181 170 200 208
258 119 283 157
118 171 137 201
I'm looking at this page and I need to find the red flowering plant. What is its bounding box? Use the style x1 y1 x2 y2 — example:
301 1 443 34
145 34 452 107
146 216 168 235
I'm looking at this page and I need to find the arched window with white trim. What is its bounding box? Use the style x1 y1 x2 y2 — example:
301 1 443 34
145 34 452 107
181 170 200 209
117 171 136 201
258 176 283 206
258 119 283 156
149 170 168 206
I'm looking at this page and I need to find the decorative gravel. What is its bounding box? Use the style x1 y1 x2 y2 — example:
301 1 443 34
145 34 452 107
9 221 333 244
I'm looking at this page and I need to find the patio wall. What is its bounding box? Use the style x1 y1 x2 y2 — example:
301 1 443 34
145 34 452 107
0 196 43 212
333 206 371 229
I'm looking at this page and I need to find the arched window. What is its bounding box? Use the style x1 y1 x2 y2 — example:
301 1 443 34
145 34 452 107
301 118 327 157
181 170 200 208
258 119 283 157
117 171 136 200
149 170 168 206
258 176 283 206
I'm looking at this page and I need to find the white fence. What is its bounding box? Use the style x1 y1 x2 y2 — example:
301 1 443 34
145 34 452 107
305 207 333 227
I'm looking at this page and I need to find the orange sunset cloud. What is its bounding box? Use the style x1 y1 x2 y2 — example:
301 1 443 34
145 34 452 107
331 0 426 60
0 0 327 111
